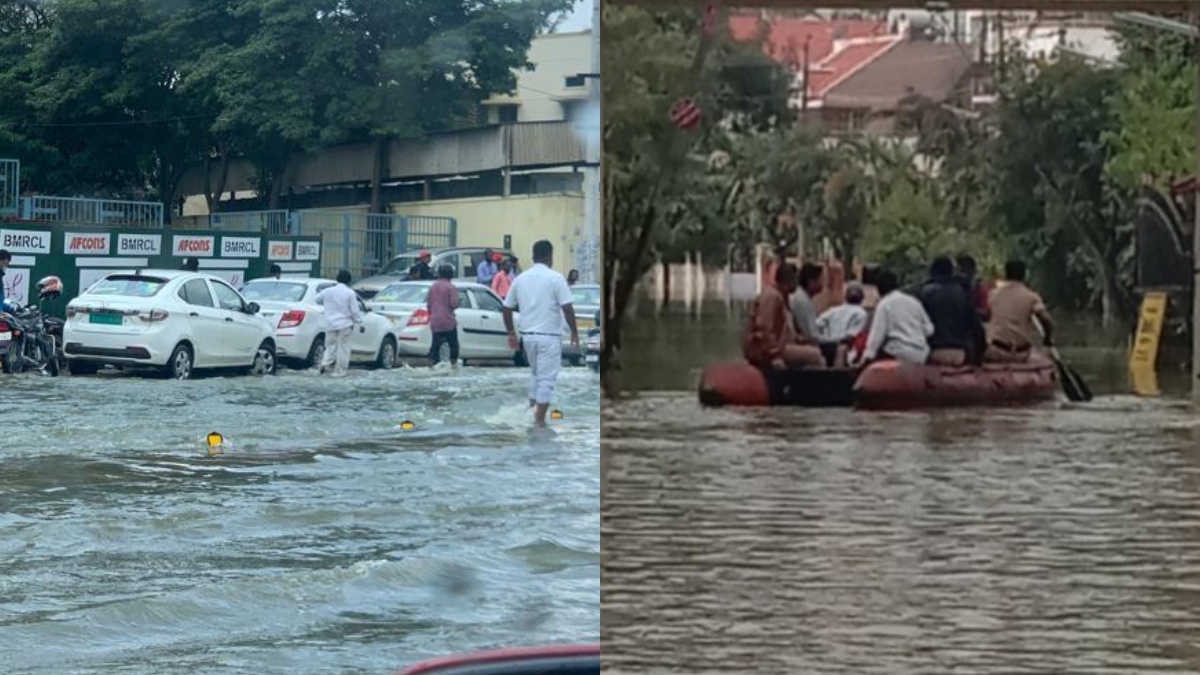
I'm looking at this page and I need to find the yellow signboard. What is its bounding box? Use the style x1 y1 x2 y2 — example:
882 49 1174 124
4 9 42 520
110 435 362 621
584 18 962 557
1130 292 1167 396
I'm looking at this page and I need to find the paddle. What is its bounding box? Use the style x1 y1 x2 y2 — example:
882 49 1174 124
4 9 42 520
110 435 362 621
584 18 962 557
1035 318 1092 402
1047 343 1093 403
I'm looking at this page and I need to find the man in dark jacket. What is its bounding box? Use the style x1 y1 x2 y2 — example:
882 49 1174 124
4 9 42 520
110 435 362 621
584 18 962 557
918 256 981 367
408 250 435 280
955 254 990 364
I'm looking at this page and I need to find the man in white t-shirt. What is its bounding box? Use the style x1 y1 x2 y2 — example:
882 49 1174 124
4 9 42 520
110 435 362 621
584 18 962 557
502 240 580 428
314 269 363 377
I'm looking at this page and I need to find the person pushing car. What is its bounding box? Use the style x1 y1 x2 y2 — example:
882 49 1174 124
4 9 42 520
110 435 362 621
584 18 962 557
313 269 362 377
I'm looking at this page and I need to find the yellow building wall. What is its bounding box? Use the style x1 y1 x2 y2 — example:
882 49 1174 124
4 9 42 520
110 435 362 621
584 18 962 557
390 193 585 274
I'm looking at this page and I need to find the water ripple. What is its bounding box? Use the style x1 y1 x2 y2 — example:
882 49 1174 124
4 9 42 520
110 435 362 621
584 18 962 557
602 394 1200 674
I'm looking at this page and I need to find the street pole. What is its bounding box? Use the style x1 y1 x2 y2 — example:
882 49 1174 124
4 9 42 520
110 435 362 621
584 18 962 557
1193 8 1200 397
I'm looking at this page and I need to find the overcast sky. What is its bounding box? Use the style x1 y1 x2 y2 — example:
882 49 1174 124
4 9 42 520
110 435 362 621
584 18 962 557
557 0 594 32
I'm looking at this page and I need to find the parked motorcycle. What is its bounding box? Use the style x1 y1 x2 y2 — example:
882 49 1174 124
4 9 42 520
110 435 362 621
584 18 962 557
1 305 60 376
0 275 64 376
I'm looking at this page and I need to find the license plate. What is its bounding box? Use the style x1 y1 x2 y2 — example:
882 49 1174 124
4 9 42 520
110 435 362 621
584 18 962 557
586 354 598 364
89 313 123 325
0 332 10 343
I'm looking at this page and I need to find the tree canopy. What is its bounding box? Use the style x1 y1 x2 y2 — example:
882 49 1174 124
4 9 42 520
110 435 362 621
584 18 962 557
0 0 570 210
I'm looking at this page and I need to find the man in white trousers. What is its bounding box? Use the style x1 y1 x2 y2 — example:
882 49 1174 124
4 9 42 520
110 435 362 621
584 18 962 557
314 269 362 377
502 240 579 428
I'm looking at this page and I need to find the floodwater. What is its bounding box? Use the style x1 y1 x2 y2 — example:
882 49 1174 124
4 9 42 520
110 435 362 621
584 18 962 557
0 364 599 674
602 303 1200 673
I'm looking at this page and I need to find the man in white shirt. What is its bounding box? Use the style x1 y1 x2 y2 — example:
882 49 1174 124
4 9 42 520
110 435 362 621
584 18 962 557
502 240 580 428
817 283 869 342
313 269 362 377
816 283 869 366
857 269 934 366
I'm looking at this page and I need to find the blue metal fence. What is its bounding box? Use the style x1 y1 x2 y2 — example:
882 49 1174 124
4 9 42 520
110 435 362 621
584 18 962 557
210 210 290 234
20 195 164 229
291 210 457 279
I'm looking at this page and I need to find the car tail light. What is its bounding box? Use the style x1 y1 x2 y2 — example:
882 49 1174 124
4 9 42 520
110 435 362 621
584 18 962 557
138 309 169 322
0 321 9 332
278 310 306 329
407 308 430 327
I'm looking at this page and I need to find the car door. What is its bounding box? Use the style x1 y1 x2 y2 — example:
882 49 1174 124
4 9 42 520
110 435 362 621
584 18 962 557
176 278 226 368
209 279 262 366
467 288 511 357
348 295 378 360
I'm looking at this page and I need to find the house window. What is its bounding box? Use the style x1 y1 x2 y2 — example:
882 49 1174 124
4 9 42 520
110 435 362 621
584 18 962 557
565 75 586 88
497 104 519 123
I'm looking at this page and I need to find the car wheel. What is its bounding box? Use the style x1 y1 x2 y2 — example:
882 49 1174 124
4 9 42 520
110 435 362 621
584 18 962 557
376 336 397 369
567 354 583 367
250 341 277 376
67 359 99 376
306 336 325 368
162 344 194 380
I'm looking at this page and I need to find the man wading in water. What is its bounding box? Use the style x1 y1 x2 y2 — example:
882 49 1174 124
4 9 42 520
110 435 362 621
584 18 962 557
502 240 579 428
314 269 362 377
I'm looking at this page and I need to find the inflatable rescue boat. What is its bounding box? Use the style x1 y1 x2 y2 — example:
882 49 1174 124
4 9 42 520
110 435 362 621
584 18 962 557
699 357 1058 410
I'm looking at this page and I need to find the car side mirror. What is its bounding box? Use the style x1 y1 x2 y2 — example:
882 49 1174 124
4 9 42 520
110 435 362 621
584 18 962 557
246 301 260 315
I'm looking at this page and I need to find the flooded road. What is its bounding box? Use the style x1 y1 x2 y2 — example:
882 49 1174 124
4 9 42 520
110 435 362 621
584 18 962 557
0 364 599 674
602 305 1200 673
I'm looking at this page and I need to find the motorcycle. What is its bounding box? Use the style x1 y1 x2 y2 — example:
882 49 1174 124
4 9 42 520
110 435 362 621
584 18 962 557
0 301 61 376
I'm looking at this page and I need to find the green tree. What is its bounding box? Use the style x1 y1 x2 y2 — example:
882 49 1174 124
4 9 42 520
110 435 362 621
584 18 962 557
601 4 790 393
991 55 1134 322
1106 22 1196 189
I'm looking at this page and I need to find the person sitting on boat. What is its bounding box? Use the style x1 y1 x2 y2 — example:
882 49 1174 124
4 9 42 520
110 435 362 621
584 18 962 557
744 263 824 371
816 283 868 367
790 263 824 343
984 259 1054 363
955 254 990 364
917 256 982 367
854 269 934 367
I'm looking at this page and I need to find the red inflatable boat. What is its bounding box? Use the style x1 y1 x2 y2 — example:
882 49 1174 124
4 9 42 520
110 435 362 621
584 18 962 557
698 357 1058 410
397 644 599 675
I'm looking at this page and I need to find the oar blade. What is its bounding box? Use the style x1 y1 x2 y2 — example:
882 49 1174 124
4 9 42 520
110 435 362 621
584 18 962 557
1054 359 1091 402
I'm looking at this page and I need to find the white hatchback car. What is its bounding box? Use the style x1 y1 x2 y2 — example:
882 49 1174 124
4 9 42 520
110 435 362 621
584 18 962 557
240 278 400 369
63 270 278 379
368 280 521 363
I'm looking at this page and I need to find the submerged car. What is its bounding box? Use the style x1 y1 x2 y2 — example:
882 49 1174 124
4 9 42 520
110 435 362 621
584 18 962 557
586 309 600 372
563 283 600 366
240 278 399 369
63 270 277 379
368 280 522 364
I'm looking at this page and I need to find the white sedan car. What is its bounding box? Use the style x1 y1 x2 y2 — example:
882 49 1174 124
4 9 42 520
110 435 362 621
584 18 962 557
63 270 277 379
368 280 522 363
240 278 399 369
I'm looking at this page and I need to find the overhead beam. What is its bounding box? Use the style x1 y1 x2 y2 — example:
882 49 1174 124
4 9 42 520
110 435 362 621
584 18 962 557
609 0 1200 11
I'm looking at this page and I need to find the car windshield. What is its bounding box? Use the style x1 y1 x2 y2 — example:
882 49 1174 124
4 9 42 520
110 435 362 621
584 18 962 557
86 274 168 298
571 286 600 306
381 255 422 275
241 281 308 302
374 284 429 303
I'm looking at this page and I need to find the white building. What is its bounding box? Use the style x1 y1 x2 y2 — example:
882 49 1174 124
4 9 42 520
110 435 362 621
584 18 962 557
482 30 595 124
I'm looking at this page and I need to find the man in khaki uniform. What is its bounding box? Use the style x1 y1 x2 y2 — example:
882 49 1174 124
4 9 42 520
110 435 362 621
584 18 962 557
984 260 1054 363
